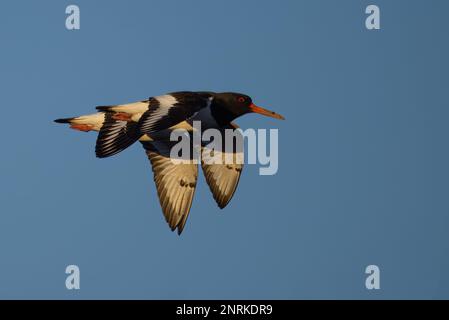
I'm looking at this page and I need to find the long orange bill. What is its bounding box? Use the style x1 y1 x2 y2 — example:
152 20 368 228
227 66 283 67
249 103 285 120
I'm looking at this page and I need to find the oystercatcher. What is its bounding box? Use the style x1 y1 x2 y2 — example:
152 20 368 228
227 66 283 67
55 91 285 234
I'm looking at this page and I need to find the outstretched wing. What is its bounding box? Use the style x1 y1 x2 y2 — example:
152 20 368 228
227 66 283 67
201 124 244 209
141 140 198 235
138 92 211 135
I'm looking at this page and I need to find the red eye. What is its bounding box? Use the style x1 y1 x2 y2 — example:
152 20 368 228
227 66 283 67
238 97 246 103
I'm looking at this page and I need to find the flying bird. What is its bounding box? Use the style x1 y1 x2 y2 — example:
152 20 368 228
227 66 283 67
55 91 285 234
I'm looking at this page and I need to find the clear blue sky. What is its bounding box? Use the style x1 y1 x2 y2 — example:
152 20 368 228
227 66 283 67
0 0 448 299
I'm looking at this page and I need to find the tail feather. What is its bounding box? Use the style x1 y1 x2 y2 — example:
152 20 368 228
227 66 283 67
95 112 142 158
54 113 105 131
96 106 112 112
54 117 74 124
55 111 142 158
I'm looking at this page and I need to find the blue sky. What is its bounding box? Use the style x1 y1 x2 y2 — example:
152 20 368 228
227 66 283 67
0 0 448 299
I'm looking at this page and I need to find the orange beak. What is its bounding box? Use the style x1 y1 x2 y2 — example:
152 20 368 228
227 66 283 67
249 103 285 120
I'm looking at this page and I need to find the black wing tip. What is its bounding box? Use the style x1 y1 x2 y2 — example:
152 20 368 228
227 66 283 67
168 222 185 235
217 197 233 209
54 117 73 124
218 203 227 209
95 144 127 158
95 151 109 159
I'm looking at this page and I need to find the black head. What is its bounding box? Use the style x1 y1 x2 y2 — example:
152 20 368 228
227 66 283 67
212 92 285 123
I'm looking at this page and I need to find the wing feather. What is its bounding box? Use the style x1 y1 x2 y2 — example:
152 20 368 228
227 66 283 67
142 140 198 234
139 92 210 135
201 124 244 209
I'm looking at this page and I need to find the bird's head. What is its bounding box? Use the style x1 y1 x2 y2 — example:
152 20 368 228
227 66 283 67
213 92 285 122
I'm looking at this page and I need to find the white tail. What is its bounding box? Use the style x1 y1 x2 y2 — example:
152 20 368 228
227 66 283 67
54 112 105 132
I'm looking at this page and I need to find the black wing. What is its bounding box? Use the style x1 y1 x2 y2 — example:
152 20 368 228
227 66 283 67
95 112 141 158
138 92 211 135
